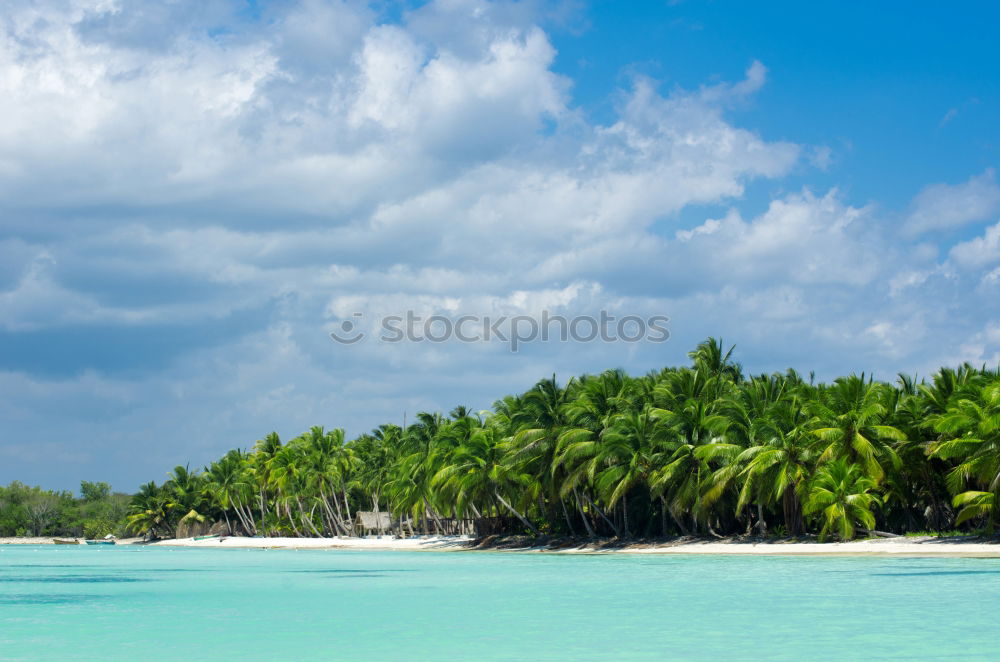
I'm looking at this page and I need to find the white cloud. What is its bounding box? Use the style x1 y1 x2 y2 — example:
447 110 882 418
672 190 878 287
903 169 1000 236
699 59 767 102
949 220 1000 269
946 323 1000 368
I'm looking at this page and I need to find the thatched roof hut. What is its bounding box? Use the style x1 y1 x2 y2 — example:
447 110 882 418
352 511 393 535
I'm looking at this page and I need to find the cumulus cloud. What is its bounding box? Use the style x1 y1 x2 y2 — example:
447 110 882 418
949 220 1000 269
903 169 1000 236
673 190 877 287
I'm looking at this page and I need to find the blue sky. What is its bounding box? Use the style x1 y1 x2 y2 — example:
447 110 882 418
1 0 999 491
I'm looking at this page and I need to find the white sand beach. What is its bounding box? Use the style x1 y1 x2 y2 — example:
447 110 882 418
0 537 65 545
150 535 476 551
590 537 1000 557
0 537 145 545
145 535 1000 557
5 535 1000 556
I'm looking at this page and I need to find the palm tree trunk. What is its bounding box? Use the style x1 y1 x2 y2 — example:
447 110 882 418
243 501 258 535
372 492 382 536
494 491 539 536
320 485 346 535
783 487 803 536
230 497 247 534
584 492 620 537
342 487 352 522
573 489 595 537
468 502 484 537
304 502 324 537
423 499 446 535
622 492 630 538
285 501 302 537
232 495 255 535
756 503 767 536
330 488 347 534
296 497 314 537
663 498 689 536
560 498 576 536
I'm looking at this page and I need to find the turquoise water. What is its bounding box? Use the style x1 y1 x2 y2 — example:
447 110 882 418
0 546 996 661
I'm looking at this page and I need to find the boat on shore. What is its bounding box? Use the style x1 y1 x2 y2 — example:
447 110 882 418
85 539 116 545
52 538 80 545
193 534 221 541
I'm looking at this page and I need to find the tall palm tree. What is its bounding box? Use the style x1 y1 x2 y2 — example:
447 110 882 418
433 422 539 535
507 376 574 531
727 377 814 535
808 375 905 482
554 370 641 536
649 368 732 534
164 465 207 533
592 408 661 537
125 482 173 538
929 381 1000 528
250 432 282 532
203 451 252 534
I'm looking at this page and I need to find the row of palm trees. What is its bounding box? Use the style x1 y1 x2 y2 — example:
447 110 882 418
127 339 1000 541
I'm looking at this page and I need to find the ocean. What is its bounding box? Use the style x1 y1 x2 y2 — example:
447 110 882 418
0 545 995 660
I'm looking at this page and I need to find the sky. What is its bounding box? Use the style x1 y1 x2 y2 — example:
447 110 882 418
1 0 999 491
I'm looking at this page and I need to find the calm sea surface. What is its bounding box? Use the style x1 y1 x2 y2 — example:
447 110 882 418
0 545 996 660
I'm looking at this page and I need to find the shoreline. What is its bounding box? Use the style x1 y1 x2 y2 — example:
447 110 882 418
7 534 1000 557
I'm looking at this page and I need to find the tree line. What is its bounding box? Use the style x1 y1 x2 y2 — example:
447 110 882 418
122 339 1000 542
9 337 993 544
0 481 130 538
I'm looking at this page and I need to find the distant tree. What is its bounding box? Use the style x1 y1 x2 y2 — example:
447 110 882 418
80 481 112 502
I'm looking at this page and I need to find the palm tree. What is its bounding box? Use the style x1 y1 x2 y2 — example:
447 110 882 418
554 370 641 536
808 375 905 482
929 381 1000 528
689 337 743 387
804 459 881 541
648 368 733 534
727 378 814 535
592 408 661 537
507 375 574 532
163 465 208 533
125 482 173 538
293 427 351 536
883 376 951 531
203 451 251 535
250 432 282 532
433 422 539 535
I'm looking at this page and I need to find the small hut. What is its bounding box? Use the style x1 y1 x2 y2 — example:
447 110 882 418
352 511 393 536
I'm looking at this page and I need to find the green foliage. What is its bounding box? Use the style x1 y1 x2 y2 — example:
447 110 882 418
804 459 881 541
120 339 1000 541
929 382 1000 530
80 481 112 502
0 481 130 537
9 338 1000 542
82 517 117 539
